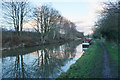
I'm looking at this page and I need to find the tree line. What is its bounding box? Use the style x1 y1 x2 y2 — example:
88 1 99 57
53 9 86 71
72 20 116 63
2 0 83 44
93 1 119 43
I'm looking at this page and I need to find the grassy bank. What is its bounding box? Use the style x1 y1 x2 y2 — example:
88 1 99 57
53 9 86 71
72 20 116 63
57 40 103 78
57 40 119 78
2 31 40 48
2 31 78 50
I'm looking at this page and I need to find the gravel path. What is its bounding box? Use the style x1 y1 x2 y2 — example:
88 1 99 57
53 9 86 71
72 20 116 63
99 43 112 78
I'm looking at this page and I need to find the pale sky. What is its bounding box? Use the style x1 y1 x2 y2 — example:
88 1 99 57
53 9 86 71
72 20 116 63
1 0 116 35
30 0 113 35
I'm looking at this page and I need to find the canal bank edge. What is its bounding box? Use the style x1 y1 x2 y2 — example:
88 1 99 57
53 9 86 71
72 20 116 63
2 38 79 51
56 40 119 78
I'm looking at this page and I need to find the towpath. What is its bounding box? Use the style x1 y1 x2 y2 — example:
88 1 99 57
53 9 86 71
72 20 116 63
99 42 112 78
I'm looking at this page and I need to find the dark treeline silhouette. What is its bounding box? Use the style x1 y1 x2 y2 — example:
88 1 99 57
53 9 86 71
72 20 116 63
93 1 119 43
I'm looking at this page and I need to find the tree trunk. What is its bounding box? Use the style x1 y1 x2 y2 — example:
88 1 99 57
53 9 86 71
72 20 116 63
53 30 56 39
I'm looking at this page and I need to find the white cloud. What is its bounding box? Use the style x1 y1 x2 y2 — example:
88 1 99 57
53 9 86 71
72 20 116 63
70 0 106 35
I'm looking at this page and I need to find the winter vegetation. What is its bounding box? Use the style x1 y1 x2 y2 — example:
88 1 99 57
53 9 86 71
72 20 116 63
1 0 119 79
2 0 83 49
93 1 119 43
57 1 119 78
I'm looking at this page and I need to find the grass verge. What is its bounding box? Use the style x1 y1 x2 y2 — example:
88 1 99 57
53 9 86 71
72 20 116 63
57 40 103 78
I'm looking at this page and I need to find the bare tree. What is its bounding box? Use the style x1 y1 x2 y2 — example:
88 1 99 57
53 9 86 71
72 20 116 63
33 5 62 43
2 0 30 35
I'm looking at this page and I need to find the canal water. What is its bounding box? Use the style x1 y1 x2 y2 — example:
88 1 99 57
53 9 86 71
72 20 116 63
2 40 83 78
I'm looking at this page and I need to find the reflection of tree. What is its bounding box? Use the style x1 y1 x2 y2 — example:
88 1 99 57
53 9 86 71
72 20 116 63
14 55 26 78
30 40 81 78
2 55 32 78
2 40 82 78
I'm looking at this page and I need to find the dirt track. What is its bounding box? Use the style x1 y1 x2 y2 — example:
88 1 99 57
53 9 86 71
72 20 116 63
99 43 112 78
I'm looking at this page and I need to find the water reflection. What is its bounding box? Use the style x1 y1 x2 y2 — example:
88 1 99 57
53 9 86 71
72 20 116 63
2 40 82 78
